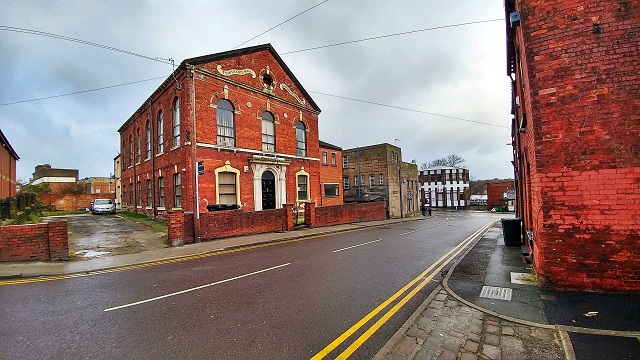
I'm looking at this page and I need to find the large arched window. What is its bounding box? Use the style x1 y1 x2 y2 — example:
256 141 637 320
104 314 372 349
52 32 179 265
173 97 180 147
128 134 133 166
145 120 151 159
136 128 141 163
262 111 275 152
217 99 235 146
157 110 164 154
296 121 306 157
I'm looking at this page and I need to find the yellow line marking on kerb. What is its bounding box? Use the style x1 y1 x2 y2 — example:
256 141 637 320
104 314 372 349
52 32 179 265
311 221 493 359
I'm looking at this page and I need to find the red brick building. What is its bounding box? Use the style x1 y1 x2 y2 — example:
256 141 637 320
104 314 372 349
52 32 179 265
486 181 515 211
118 44 324 218
30 164 79 194
506 0 640 291
0 129 19 198
318 141 343 207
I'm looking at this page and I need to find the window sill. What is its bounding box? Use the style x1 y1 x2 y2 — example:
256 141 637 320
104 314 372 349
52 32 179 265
146 206 153 210
157 207 166 211
156 153 164 157
171 145 180 151
171 207 183 211
136 206 142 209
145 158 151 162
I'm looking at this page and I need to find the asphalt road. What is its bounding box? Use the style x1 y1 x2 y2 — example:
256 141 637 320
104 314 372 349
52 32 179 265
0 212 501 359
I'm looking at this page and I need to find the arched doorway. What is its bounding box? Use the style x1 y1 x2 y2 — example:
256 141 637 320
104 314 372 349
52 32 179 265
261 171 276 210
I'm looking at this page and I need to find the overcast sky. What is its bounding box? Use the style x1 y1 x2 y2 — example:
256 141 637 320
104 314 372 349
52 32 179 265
0 0 513 183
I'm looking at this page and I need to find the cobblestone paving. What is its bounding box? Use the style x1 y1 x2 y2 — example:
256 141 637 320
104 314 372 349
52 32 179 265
381 288 565 360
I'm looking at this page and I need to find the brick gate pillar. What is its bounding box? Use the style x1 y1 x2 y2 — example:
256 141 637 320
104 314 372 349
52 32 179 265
284 203 295 231
168 212 185 246
305 202 316 228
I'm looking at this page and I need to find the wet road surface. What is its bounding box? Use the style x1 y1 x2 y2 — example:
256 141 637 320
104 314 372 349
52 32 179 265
45 214 167 258
1 212 501 359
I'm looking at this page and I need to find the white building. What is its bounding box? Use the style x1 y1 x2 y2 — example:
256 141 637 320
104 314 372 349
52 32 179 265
419 166 470 209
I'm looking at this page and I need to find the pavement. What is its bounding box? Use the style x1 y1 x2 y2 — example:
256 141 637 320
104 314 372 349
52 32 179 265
375 221 640 360
2 212 639 359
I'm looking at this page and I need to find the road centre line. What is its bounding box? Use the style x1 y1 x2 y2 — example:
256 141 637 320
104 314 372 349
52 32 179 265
333 239 382 253
311 221 495 359
398 229 422 236
104 263 290 312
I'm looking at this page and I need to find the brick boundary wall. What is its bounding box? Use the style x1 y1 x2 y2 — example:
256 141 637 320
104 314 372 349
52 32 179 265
40 194 114 211
167 202 387 246
0 221 69 261
199 208 288 241
311 201 387 227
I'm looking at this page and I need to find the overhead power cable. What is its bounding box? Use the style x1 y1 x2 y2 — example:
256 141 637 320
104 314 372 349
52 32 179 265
0 76 167 107
0 26 173 65
234 0 330 49
309 91 509 129
0 19 507 129
281 19 502 54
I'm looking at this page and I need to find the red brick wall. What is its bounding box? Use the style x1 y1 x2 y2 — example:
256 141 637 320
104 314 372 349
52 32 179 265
40 194 115 211
167 212 195 246
0 221 68 261
198 208 287 241
486 181 514 210
513 0 640 291
314 201 387 227
168 202 386 245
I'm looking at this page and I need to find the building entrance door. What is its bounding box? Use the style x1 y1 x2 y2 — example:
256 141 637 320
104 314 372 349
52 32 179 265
261 171 276 210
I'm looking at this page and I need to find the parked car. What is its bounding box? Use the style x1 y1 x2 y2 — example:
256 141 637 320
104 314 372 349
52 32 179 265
92 198 116 215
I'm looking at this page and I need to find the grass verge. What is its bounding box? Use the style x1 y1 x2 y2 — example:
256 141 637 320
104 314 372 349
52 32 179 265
42 210 88 217
118 211 168 232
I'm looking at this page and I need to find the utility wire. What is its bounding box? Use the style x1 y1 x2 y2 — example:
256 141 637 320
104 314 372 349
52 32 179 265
0 19 507 128
0 76 167 107
310 91 509 129
0 26 173 65
281 19 502 54
234 0 330 49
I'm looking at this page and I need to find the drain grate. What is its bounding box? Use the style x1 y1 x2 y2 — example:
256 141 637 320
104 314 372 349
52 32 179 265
479 286 513 301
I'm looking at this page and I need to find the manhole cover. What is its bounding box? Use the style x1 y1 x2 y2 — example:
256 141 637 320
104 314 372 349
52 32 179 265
479 286 512 301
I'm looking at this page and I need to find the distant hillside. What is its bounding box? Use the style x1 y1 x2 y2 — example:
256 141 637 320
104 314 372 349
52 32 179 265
470 178 514 195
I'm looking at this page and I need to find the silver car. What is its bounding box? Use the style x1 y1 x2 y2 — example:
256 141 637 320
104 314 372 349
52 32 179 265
92 198 116 214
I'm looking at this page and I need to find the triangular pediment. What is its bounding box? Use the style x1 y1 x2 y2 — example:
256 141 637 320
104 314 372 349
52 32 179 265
183 44 320 112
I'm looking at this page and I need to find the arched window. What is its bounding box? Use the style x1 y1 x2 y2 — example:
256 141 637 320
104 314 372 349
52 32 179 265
296 121 306 157
136 128 141 163
157 111 164 154
128 134 133 166
173 98 180 147
216 99 235 146
261 111 275 152
145 121 151 159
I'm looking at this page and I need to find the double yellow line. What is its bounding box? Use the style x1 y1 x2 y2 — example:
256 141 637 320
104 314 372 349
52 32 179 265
311 221 494 359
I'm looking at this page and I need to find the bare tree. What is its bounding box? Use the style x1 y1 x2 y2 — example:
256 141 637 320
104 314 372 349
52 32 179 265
423 154 465 169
